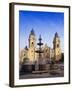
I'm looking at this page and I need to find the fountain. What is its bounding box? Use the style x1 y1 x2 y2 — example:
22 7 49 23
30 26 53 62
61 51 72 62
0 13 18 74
35 35 46 71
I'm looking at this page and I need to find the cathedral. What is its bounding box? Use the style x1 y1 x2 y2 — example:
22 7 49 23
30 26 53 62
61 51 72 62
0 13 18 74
20 29 62 65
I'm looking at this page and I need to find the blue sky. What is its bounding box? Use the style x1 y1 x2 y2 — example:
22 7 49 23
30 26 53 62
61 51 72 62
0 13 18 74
19 10 64 52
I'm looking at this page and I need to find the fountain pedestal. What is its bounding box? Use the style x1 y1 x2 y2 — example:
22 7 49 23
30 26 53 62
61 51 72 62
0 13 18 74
35 35 46 71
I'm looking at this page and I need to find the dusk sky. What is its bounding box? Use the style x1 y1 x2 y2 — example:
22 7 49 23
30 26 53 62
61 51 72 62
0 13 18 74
19 10 64 52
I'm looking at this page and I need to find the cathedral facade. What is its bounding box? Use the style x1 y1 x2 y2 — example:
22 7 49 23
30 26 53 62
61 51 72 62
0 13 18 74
20 29 62 64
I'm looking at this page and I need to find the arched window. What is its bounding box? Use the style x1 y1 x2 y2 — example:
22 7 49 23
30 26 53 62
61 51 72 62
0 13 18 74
32 42 33 44
57 44 59 48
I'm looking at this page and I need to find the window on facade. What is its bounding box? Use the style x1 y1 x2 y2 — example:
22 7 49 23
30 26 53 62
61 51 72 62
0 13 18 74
32 42 33 44
31 50 33 52
57 44 59 48
46 49 48 52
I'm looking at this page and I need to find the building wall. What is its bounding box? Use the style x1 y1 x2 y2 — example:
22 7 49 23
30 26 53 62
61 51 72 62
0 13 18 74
20 49 28 63
28 47 35 62
54 48 61 61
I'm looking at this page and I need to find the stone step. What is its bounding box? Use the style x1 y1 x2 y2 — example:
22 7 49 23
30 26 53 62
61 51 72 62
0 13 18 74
32 70 48 74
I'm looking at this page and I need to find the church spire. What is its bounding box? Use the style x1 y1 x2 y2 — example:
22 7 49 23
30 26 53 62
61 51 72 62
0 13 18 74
30 28 35 36
55 32 59 38
53 32 59 43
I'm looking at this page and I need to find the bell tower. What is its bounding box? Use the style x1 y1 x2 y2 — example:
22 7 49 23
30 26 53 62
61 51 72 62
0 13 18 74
28 29 36 61
29 29 36 48
53 32 61 61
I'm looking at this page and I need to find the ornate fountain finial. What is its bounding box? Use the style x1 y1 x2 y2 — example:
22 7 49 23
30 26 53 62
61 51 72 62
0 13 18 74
39 35 42 41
